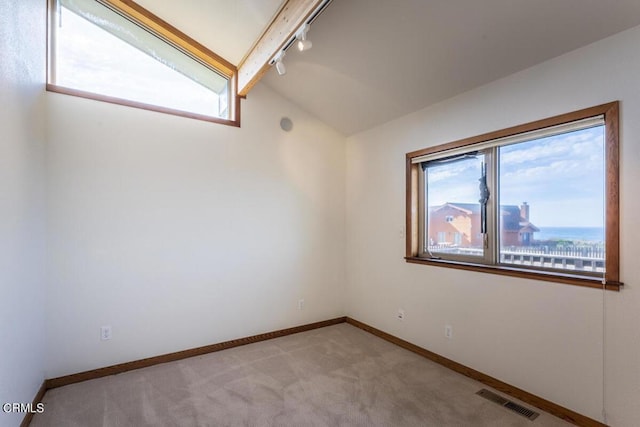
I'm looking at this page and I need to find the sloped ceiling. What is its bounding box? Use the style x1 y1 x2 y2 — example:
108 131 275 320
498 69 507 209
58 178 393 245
134 0 285 65
261 0 640 135
134 0 640 136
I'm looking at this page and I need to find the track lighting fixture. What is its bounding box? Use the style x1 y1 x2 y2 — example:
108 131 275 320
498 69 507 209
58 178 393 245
296 23 312 52
273 51 286 75
269 0 333 77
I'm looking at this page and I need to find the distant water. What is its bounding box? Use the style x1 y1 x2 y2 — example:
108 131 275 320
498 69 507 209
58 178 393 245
536 227 604 243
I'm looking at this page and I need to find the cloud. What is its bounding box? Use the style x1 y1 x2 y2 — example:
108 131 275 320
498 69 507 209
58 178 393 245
499 127 605 226
500 127 604 188
426 126 606 226
427 157 484 205
427 157 482 183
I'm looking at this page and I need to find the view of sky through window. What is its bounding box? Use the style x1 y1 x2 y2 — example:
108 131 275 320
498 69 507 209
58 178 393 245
55 5 224 118
412 102 615 279
426 156 483 208
499 126 605 229
426 126 605 238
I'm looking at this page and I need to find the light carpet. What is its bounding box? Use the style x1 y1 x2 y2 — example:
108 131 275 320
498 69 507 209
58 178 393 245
31 323 572 426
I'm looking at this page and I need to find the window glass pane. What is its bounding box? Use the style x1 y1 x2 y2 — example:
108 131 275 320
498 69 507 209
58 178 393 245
498 126 605 273
426 155 485 257
54 1 228 118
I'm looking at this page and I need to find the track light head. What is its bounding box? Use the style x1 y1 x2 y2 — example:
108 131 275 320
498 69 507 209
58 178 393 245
296 24 312 52
297 39 312 52
272 51 286 76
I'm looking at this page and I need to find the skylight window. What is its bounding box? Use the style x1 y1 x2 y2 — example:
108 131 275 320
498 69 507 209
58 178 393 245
48 0 238 125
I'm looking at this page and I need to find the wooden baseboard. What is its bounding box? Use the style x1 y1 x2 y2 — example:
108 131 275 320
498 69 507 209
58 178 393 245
37 316 604 427
19 381 46 427
46 317 347 389
345 317 606 427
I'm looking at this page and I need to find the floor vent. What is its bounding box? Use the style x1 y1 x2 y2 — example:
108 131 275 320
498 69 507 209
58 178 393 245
476 389 540 421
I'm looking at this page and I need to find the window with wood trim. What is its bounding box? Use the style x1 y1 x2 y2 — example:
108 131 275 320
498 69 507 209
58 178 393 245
406 102 622 291
47 0 239 125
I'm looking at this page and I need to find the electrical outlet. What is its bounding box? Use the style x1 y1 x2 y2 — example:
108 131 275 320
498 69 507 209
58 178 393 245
298 299 305 310
397 309 405 321
101 325 112 341
445 324 453 339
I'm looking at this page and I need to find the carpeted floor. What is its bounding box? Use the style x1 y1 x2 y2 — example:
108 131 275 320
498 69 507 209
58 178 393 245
31 323 571 426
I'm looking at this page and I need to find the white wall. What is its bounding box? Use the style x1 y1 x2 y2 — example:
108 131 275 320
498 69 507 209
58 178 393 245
346 25 640 426
45 83 347 378
0 0 47 426
5 2 638 425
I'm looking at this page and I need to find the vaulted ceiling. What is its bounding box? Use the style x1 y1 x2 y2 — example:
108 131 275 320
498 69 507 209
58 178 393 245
133 0 285 65
137 0 640 136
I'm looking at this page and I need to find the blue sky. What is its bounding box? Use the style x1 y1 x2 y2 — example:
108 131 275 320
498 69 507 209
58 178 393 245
427 126 605 227
56 6 223 117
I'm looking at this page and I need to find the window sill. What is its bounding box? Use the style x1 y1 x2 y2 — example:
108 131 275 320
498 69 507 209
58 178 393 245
405 256 622 291
46 84 240 127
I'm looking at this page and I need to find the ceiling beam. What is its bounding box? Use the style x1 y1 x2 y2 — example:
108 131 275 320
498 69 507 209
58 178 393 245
237 0 326 97
102 0 236 77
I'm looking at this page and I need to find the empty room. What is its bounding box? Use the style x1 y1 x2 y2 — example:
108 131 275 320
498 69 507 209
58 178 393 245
2 0 640 426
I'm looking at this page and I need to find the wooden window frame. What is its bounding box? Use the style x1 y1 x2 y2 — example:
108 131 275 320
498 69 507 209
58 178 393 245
405 102 622 291
46 0 241 127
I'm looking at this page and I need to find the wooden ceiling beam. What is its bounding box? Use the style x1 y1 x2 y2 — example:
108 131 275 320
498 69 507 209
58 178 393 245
101 0 236 77
237 0 326 97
